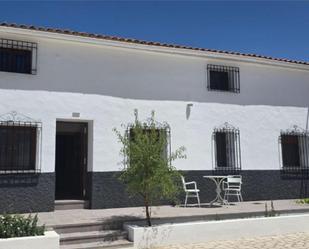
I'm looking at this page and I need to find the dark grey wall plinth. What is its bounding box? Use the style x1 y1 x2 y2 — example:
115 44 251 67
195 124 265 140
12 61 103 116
88 170 309 209
0 173 55 214
180 170 309 204
87 172 144 209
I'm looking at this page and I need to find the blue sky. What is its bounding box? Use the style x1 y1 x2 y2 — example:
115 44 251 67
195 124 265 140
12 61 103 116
1 1 308 62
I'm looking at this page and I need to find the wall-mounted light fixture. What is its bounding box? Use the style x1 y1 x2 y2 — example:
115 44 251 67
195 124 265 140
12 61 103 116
72 112 80 118
186 103 193 120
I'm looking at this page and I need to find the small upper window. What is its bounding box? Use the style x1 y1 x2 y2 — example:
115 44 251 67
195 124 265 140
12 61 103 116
279 126 309 172
207 64 240 93
212 122 241 172
0 38 37 74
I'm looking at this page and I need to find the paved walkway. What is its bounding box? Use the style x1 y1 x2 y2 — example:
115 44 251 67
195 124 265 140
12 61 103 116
35 199 309 227
156 232 309 249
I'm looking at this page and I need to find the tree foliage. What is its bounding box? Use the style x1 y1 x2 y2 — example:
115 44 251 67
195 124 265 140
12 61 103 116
114 110 186 226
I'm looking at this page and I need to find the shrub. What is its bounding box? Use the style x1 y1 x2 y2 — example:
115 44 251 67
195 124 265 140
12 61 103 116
296 198 309 204
0 214 45 238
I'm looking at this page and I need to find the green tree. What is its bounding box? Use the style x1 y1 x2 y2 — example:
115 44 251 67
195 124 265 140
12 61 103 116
114 110 186 226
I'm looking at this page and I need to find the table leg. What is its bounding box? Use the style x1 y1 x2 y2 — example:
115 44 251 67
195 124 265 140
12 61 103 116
218 178 228 205
209 178 220 205
209 178 227 206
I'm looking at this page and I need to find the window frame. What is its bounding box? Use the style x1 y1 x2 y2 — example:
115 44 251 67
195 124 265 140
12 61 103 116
279 126 309 173
125 123 171 168
212 122 241 173
0 38 37 75
0 118 42 174
207 64 240 93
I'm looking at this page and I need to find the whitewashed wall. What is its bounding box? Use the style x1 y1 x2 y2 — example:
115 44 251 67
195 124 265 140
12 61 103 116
0 31 308 107
0 30 308 174
0 89 307 173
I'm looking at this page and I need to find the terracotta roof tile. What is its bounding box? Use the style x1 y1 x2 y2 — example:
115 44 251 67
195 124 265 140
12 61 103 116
0 22 308 66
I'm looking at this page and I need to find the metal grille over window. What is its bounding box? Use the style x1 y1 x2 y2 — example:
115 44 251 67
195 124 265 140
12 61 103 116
0 111 42 174
279 125 309 173
212 122 241 172
125 120 171 167
207 64 240 93
0 38 37 74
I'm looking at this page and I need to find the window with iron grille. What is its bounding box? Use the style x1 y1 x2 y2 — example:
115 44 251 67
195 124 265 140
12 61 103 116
207 64 240 93
279 126 309 172
128 128 169 160
0 38 37 74
0 118 41 174
212 122 241 172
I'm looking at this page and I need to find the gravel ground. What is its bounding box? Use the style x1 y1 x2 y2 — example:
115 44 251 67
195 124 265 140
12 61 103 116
156 232 309 249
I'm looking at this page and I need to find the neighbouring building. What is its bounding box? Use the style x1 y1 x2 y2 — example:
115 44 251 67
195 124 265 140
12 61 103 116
0 23 309 213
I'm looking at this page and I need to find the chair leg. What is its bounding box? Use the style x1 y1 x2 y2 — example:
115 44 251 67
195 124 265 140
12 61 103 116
240 192 243 202
197 193 201 207
237 193 240 202
185 193 188 208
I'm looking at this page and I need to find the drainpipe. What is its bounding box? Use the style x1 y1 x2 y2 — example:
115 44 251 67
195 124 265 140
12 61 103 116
306 107 309 131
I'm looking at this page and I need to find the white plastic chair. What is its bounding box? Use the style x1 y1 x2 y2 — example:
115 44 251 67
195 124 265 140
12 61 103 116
223 175 243 204
181 176 201 207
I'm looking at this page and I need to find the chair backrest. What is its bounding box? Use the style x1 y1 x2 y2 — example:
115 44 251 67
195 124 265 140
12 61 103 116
180 176 187 191
226 175 242 189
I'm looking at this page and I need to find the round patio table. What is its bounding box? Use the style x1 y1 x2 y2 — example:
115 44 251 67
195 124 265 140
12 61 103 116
203 175 228 205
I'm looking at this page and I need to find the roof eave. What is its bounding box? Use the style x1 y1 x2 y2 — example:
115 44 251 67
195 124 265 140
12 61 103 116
1 25 309 72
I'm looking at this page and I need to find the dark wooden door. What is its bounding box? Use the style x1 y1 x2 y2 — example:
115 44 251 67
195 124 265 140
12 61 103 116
55 123 87 200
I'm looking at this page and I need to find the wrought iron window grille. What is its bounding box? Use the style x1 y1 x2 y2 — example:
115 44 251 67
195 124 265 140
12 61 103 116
207 64 240 93
279 125 309 174
0 111 42 174
124 114 171 168
0 38 38 75
212 122 241 173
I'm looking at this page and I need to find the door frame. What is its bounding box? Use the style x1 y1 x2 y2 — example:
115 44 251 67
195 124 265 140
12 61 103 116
55 119 92 200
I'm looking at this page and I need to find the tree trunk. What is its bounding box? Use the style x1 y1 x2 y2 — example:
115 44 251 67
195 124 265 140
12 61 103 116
144 197 152 226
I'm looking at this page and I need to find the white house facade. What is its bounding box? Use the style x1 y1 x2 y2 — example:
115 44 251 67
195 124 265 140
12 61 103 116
0 23 308 213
